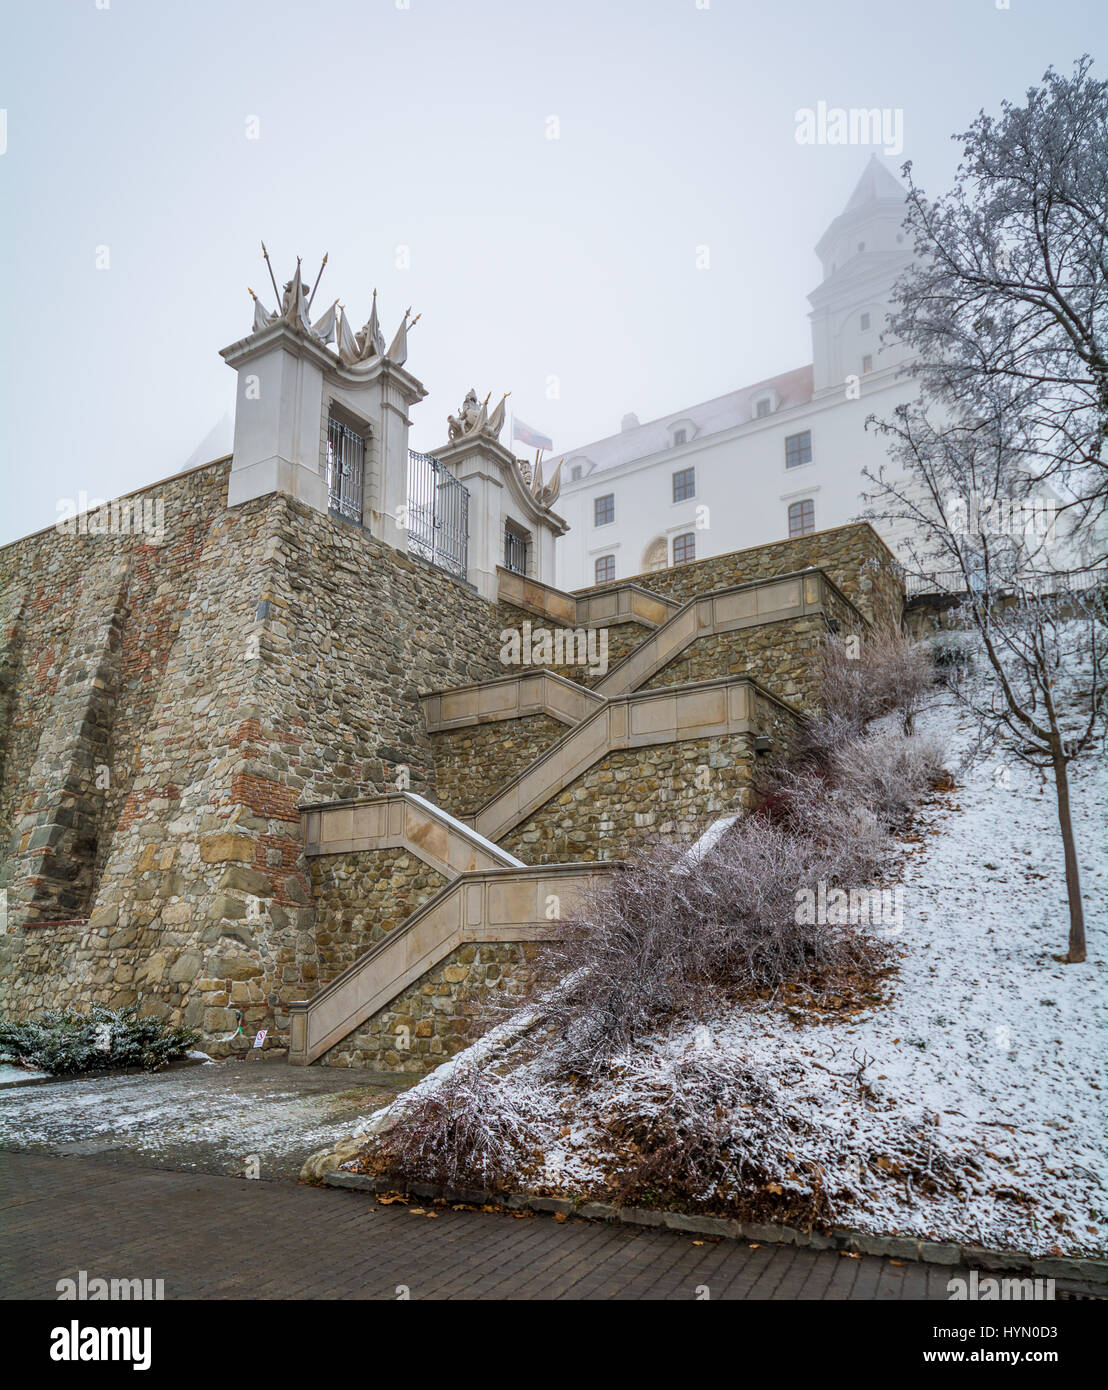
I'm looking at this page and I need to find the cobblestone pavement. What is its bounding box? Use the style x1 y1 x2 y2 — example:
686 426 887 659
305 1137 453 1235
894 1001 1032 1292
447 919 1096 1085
0 1153 966 1300
0 1059 408 1180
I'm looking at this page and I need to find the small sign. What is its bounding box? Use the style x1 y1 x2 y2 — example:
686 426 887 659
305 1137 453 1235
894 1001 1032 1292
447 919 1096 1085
253 1030 267 1048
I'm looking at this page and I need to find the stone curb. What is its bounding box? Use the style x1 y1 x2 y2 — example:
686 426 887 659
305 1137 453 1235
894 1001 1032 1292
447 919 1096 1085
320 1169 1108 1295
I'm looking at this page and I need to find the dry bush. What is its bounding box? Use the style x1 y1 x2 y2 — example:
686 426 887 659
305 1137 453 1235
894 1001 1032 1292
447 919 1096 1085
600 1047 798 1205
820 625 935 736
541 815 887 1076
596 1044 966 1223
754 763 888 885
364 1063 539 1190
829 725 947 829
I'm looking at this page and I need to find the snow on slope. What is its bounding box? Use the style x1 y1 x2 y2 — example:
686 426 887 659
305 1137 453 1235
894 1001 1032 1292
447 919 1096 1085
351 696 1107 1254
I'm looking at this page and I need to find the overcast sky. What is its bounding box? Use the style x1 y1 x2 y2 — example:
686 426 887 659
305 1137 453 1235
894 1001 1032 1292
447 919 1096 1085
0 0 1103 544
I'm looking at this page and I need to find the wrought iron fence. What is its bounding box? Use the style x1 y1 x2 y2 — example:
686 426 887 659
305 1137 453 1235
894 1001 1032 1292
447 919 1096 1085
327 416 365 524
504 525 530 576
406 450 469 581
906 566 1107 597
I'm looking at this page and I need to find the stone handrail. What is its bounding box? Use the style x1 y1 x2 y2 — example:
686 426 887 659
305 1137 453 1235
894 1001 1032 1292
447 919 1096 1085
470 675 798 843
421 669 603 732
300 791 522 877
497 566 678 629
594 568 861 699
289 863 612 1064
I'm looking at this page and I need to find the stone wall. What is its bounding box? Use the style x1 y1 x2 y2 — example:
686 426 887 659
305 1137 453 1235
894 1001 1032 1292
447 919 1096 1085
642 615 828 710
499 733 760 864
308 848 445 985
318 939 543 1073
0 484 506 1056
495 602 648 689
429 714 567 818
0 460 232 916
574 523 902 630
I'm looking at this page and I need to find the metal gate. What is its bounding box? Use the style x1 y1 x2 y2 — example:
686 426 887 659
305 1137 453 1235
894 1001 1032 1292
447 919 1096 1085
406 450 469 581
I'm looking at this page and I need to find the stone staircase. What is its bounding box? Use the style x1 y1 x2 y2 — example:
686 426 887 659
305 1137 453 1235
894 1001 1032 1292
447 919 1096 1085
290 564 864 1068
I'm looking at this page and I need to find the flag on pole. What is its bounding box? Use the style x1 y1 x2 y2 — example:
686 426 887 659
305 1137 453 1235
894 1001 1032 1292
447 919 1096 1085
512 417 553 452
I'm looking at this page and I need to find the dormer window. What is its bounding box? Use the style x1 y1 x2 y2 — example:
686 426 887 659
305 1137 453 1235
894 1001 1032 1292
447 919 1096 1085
571 464 582 481
753 395 774 419
672 428 687 446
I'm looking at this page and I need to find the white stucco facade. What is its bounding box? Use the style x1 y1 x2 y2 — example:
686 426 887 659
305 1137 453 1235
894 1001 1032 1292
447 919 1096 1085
554 157 923 590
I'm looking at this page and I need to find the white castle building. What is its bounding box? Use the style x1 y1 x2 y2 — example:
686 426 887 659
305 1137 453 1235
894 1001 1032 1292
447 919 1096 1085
553 156 920 590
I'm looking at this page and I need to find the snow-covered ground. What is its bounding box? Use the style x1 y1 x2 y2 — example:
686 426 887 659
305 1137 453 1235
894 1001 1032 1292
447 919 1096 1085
349 696 1107 1255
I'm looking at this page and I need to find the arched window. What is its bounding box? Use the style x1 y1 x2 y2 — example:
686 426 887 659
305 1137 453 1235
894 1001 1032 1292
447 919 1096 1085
672 531 696 565
594 554 615 585
788 499 815 537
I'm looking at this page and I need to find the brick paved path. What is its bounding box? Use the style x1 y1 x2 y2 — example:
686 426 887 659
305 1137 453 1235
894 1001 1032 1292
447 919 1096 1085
0 1153 965 1300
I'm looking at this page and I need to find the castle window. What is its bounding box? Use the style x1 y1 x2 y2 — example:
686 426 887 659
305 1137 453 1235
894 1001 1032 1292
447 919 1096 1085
571 464 582 481
788 499 815 537
594 554 615 585
672 531 696 565
860 312 870 331
326 414 366 524
785 430 812 469
755 398 772 419
672 466 695 503
504 520 530 575
594 493 615 527
672 427 687 446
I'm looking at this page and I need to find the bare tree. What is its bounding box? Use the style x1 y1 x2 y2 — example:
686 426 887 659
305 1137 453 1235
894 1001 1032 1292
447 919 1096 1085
889 56 1108 557
864 402 1105 963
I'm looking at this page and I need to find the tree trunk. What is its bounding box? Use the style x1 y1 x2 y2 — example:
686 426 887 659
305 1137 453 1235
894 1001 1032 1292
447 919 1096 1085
1051 752 1086 963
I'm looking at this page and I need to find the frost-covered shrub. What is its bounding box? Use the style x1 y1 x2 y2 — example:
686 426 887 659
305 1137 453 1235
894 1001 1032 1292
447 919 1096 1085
820 625 935 735
601 1047 792 1205
755 763 888 885
0 1004 198 1075
542 816 887 1075
595 1041 965 1223
829 726 947 829
366 1064 539 1190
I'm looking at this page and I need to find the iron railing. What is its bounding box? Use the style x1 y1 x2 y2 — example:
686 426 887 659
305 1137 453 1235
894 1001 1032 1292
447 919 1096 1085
906 566 1107 597
327 416 365 524
407 450 469 581
504 526 530 576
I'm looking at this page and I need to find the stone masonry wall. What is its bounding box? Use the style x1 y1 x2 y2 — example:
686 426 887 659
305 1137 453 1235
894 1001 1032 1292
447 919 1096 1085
308 848 445 986
574 523 903 630
319 939 544 1074
642 616 827 711
499 733 760 864
429 714 566 818
495 603 648 689
0 488 506 1057
0 461 232 912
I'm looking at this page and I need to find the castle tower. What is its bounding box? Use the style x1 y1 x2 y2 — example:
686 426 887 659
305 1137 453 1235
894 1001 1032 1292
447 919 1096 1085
808 155 915 395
